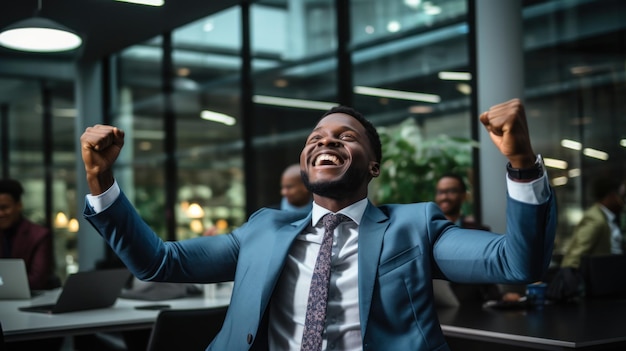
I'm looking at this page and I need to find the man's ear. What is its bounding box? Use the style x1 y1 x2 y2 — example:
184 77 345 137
370 162 380 177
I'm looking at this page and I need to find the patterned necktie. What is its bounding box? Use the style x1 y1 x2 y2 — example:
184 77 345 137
300 213 348 351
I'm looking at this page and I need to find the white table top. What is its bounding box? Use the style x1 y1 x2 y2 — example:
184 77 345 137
1 284 231 342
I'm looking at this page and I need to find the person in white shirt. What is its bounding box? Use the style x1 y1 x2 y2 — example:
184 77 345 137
80 98 556 351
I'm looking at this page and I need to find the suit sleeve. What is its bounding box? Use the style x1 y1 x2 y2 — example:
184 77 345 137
433 191 557 284
84 191 239 283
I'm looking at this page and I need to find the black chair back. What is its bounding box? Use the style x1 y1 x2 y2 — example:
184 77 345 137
1 321 5 351
580 254 626 298
146 306 228 351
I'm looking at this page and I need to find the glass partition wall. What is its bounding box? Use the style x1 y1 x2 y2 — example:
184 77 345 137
0 0 624 272
250 0 339 208
0 78 78 282
521 0 626 251
115 7 245 242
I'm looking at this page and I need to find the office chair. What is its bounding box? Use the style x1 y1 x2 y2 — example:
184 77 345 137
146 306 228 351
580 254 626 298
1 321 4 351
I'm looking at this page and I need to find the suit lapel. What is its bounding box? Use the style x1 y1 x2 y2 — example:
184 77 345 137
260 214 312 309
253 206 390 335
357 202 389 336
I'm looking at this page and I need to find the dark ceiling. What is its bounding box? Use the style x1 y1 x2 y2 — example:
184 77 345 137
0 0 237 61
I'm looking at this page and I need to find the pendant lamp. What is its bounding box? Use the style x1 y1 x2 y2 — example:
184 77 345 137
0 0 82 53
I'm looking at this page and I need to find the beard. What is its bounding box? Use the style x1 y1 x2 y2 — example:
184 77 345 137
301 167 368 199
438 201 461 217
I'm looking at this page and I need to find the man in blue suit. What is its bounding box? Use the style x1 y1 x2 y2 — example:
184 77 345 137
80 98 556 351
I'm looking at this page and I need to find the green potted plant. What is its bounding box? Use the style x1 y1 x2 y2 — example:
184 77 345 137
370 117 479 208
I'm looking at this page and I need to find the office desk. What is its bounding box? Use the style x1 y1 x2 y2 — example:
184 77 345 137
1 288 230 343
437 298 626 350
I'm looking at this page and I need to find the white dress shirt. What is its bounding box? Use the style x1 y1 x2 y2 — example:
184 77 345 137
269 198 367 351
598 205 623 254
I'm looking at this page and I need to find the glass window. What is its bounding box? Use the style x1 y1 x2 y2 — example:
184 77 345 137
172 7 245 240
250 0 338 209
351 0 474 209
117 37 169 238
50 81 79 279
351 0 468 46
522 0 626 252
0 78 77 280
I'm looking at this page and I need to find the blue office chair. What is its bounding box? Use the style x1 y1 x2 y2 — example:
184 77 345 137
146 306 228 351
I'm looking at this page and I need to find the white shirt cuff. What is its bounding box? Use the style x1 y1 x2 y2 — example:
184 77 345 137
86 180 120 213
506 170 551 205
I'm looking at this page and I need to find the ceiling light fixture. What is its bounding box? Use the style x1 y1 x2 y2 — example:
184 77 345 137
253 95 337 111
115 0 164 6
438 71 472 81
583 148 609 161
354 86 441 103
0 0 82 53
551 176 568 187
568 168 581 178
543 157 568 170
560 139 582 150
200 110 236 126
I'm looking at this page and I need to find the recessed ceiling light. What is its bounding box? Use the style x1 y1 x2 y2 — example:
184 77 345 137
200 110 236 126
203 21 215 32
561 139 582 150
274 79 288 88
409 105 434 114
568 168 581 178
583 148 609 161
115 0 164 7
438 71 472 81
456 83 472 95
552 176 568 187
177 67 190 77
252 95 336 111
543 158 568 170
387 21 401 33
354 86 440 103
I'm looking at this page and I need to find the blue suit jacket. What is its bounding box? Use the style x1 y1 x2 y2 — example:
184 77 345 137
85 191 556 350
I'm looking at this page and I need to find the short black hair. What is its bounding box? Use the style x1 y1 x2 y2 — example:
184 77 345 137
0 179 24 202
591 177 622 201
438 173 467 192
321 106 382 163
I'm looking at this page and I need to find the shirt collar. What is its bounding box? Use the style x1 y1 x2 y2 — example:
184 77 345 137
311 198 369 227
281 197 313 213
598 204 616 223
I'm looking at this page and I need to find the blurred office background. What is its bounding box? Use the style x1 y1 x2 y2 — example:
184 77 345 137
0 0 624 280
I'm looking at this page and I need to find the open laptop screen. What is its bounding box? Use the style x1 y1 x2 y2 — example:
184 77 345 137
0 258 31 300
19 268 131 314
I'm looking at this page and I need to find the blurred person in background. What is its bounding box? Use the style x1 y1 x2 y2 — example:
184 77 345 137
547 177 625 301
561 177 625 269
434 173 521 303
0 178 57 290
435 173 489 230
274 163 313 213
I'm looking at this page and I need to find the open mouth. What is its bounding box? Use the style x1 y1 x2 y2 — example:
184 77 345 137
314 153 343 166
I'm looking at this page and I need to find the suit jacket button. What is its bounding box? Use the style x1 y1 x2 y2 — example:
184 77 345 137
247 333 253 344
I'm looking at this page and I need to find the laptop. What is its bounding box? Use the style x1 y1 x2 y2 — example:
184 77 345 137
0 258 32 299
19 268 131 314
